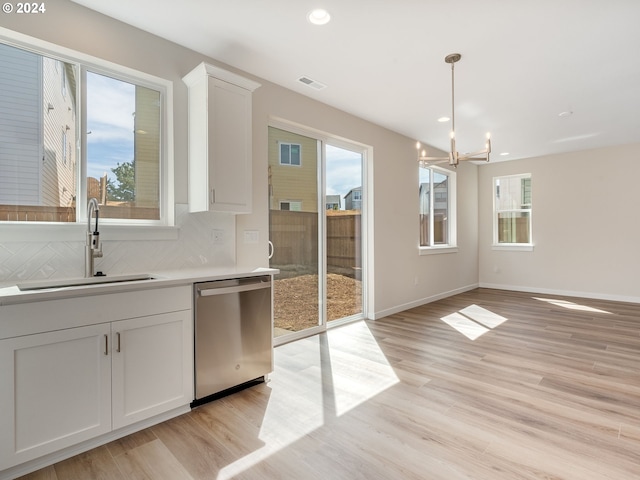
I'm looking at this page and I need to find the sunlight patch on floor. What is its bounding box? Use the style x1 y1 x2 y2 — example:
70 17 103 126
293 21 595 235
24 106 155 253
441 304 508 340
441 312 490 340
217 321 398 479
533 297 612 314
460 304 508 328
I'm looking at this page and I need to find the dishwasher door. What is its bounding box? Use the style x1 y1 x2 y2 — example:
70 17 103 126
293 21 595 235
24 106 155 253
194 275 272 402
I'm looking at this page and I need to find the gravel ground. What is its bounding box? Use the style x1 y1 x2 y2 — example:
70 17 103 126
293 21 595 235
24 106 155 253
274 273 362 332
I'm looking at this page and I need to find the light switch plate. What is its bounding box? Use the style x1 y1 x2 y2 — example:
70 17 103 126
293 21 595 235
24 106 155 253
244 230 259 244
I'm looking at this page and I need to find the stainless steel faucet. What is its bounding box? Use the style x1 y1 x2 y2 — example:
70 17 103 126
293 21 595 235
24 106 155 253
85 198 103 277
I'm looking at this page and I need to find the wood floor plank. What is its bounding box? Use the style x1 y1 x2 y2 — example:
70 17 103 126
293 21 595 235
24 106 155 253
52 446 121 480
112 439 194 480
15 466 57 480
14 288 640 480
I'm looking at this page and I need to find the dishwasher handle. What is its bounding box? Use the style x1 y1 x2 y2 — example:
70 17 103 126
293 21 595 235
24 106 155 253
197 277 270 297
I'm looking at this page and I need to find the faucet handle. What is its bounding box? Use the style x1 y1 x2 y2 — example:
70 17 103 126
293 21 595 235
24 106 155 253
91 232 102 256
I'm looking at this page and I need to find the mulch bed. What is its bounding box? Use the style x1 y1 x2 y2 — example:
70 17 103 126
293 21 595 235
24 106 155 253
274 273 362 332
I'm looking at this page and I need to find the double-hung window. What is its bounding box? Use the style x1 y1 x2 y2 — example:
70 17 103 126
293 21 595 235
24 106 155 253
0 38 171 226
493 173 532 247
419 164 457 251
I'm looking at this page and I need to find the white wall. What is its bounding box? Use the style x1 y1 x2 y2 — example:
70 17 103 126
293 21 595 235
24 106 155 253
478 143 640 303
0 0 480 318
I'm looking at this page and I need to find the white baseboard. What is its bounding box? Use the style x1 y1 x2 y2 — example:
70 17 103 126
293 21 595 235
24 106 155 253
371 283 479 320
479 282 640 305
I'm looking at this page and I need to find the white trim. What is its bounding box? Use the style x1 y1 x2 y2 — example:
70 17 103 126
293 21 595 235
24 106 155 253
183 62 261 92
419 246 459 255
479 282 640 305
493 172 532 245
491 243 534 252
371 283 478 320
419 164 457 249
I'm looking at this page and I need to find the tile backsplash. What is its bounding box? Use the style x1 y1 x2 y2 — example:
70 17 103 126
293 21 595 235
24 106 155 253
0 204 236 287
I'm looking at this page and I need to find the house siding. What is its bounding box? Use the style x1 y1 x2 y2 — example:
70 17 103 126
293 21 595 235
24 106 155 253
268 127 317 212
0 43 41 205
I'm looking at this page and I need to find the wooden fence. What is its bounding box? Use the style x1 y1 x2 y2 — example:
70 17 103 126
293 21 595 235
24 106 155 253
0 204 159 222
269 209 361 277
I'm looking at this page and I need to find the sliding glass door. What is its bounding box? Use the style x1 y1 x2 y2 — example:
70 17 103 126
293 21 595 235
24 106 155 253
268 125 365 343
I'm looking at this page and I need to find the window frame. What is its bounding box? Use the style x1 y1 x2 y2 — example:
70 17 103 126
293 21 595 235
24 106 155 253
0 29 175 241
418 164 458 255
278 142 302 166
492 173 533 251
279 200 302 211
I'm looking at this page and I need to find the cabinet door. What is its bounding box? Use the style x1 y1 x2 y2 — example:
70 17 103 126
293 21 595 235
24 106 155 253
208 76 253 213
111 310 193 430
0 324 111 470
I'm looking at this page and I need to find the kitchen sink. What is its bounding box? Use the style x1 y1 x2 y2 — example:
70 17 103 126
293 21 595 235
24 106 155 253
17 273 155 291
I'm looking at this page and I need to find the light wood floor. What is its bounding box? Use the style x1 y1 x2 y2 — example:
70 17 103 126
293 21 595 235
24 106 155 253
18 288 640 479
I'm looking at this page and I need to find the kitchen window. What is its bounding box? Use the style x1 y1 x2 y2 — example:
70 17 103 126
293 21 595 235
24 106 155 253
493 173 532 248
419 164 457 252
0 38 172 227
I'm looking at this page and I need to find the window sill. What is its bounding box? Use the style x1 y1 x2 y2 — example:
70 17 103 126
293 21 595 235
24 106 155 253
492 243 534 252
419 245 459 256
0 223 180 243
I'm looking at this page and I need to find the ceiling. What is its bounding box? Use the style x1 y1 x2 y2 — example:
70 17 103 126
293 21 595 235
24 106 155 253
72 0 640 162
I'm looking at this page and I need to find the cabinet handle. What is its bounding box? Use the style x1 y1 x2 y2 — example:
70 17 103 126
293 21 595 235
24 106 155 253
116 332 121 353
210 188 215 205
104 334 109 356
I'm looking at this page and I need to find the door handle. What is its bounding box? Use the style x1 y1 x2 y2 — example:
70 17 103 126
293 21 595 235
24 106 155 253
268 240 274 259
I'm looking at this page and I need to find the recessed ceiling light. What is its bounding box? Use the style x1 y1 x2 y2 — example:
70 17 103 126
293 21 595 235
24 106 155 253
500 152 510 156
558 110 573 117
308 9 331 25
437 116 450 123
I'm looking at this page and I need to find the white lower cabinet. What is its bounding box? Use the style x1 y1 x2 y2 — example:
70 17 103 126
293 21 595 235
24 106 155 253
0 324 112 469
111 310 192 429
0 286 193 474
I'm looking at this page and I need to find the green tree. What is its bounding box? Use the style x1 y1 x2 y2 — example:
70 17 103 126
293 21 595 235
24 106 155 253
107 160 135 202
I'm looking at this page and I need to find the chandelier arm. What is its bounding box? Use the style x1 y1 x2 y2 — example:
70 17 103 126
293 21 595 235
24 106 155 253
458 150 491 162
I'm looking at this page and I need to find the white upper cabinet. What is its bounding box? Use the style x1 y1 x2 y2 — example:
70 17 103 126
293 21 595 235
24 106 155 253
183 63 260 214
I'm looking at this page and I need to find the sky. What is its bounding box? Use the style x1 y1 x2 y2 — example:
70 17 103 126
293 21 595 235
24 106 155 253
325 145 362 208
86 72 135 183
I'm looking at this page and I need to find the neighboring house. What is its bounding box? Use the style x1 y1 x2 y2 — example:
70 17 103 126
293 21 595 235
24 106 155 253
344 186 362 210
268 126 318 212
419 178 449 245
418 179 448 215
0 43 77 208
326 194 341 210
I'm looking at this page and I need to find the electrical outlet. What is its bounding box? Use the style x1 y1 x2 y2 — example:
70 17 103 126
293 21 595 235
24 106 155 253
212 229 224 244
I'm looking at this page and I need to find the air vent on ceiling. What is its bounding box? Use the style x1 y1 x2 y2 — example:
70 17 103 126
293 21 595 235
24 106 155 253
298 76 327 90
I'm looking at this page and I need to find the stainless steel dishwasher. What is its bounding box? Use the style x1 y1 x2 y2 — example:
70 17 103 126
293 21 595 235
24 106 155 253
192 275 272 406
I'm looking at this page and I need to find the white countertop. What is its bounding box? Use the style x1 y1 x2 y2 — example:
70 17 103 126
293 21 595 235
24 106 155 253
0 266 279 306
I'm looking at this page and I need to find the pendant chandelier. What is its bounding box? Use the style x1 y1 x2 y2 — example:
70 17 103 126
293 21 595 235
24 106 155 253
417 53 491 167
